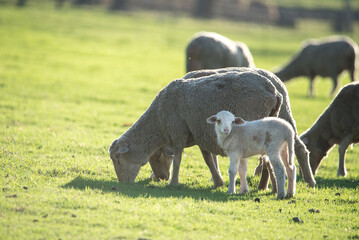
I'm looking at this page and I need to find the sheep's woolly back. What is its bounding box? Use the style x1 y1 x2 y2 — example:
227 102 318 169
183 67 295 131
186 32 255 72
155 71 281 156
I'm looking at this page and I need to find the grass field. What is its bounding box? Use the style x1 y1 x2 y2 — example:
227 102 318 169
1 3 359 240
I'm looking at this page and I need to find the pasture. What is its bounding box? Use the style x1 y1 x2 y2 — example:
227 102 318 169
1 2 358 239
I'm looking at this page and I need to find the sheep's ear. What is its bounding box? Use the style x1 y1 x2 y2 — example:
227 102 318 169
234 117 245 126
118 142 129 153
207 115 217 124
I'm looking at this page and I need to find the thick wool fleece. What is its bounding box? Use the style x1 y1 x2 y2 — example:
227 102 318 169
183 67 316 187
186 31 255 72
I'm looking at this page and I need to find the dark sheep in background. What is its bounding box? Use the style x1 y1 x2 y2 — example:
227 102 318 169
300 82 359 176
275 36 358 97
186 32 255 73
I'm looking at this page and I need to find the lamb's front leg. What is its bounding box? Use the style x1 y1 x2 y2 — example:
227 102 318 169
238 158 249 194
227 154 240 194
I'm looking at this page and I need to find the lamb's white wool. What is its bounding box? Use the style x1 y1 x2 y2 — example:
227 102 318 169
207 111 297 199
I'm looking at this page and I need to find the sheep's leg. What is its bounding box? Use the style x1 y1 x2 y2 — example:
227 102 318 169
280 146 296 198
169 148 183 185
227 154 240 194
308 76 315 97
349 68 356 82
238 158 249 194
200 148 224 188
258 156 277 193
294 135 316 187
257 156 269 190
338 136 351 177
254 156 264 176
268 153 286 200
330 75 338 97
265 160 277 194
213 153 221 174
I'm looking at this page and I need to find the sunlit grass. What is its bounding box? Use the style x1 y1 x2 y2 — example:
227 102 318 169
0 4 358 240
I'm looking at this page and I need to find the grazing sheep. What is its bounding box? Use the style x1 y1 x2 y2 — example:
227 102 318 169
207 111 296 199
109 71 283 187
275 36 358 97
300 82 359 176
148 68 316 190
186 32 255 73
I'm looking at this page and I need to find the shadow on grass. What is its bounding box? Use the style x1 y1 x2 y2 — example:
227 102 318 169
314 176 359 189
62 176 274 202
295 174 358 189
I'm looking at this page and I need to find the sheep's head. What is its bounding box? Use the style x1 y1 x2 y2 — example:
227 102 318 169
149 146 173 181
207 110 245 135
300 133 331 176
109 137 147 182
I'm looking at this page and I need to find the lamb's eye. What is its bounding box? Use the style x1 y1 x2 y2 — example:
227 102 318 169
217 120 221 124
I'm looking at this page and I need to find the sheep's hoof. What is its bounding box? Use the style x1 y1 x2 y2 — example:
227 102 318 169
213 179 224 188
227 190 236 194
276 194 286 200
337 170 347 177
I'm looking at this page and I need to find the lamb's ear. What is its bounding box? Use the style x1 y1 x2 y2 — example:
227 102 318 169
118 142 129 153
207 115 217 124
233 117 245 126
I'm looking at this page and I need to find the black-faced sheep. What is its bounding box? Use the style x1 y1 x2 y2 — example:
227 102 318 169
207 111 296 199
186 32 255 73
109 70 282 187
300 82 359 176
275 36 358 97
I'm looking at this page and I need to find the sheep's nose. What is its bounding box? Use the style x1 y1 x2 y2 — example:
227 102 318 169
223 128 230 134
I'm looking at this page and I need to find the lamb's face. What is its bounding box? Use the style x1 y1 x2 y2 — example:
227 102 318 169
109 138 146 182
207 111 245 136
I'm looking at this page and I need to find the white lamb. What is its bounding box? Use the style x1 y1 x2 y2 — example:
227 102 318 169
207 111 296 199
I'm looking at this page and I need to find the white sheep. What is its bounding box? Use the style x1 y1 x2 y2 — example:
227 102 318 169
207 111 296 199
186 32 255 72
109 71 282 187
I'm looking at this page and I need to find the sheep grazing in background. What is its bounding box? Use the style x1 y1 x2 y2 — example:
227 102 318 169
207 111 296 199
300 82 359 176
109 70 283 187
186 32 255 73
275 36 358 97
147 67 316 190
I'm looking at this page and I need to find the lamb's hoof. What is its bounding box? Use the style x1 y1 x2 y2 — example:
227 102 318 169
285 193 295 199
227 190 236 194
169 179 179 185
239 189 249 195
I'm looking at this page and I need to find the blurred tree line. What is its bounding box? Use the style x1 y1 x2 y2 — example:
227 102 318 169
12 0 357 32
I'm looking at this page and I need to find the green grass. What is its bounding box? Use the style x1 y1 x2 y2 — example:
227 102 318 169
1 4 359 240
